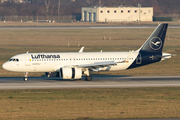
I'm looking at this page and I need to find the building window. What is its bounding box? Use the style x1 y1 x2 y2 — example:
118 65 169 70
121 10 123 13
100 10 103 13
114 10 117 13
107 10 110 13
128 10 130 13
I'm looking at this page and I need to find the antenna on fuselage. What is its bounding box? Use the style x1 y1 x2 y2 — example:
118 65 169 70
26 51 29 54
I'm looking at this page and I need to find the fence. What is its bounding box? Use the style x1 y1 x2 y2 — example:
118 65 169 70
0 15 77 22
159 14 180 20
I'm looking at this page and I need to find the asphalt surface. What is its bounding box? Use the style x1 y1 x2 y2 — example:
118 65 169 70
0 76 180 89
109 118 180 120
0 25 180 30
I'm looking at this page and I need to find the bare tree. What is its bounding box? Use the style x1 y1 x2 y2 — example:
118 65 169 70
45 0 50 15
58 0 60 15
51 0 56 15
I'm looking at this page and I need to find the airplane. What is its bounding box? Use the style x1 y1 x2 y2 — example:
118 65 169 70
2 23 172 81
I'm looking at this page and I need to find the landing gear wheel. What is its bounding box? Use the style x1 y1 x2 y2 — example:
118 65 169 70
24 72 28 81
24 77 28 81
85 76 92 81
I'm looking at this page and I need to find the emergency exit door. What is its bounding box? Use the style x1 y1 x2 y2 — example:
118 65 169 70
25 54 31 66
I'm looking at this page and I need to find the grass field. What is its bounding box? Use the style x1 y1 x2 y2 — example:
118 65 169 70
0 27 179 77
0 24 180 120
0 87 180 120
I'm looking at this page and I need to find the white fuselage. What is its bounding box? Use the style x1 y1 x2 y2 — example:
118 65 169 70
2 51 139 73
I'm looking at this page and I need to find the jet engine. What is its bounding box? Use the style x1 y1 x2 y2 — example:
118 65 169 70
60 67 82 79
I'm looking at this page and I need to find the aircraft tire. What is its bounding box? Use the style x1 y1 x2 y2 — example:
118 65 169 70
24 77 28 81
85 76 92 81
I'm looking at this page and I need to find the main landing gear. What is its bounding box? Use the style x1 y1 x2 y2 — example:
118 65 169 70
85 76 92 81
83 69 92 81
24 72 28 81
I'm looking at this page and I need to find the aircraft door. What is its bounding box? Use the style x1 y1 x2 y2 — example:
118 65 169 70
25 54 31 66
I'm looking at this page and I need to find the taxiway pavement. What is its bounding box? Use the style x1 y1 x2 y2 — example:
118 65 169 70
0 76 180 89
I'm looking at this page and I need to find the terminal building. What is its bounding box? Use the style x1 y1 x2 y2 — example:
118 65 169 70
82 7 153 22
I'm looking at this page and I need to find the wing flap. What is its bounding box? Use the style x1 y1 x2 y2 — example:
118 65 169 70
77 61 117 69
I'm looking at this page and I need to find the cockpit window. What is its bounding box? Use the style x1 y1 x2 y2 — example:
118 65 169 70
9 58 19 62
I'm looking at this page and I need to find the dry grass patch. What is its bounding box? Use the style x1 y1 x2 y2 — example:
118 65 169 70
0 28 179 77
0 88 180 119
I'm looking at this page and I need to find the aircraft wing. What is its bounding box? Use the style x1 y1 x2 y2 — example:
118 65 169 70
76 61 117 69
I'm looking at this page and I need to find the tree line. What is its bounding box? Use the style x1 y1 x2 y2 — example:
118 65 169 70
0 0 179 16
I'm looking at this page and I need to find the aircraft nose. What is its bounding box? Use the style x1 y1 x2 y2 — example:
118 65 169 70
2 62 10 71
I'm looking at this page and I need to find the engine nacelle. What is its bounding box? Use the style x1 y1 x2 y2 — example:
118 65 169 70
60 67 82 79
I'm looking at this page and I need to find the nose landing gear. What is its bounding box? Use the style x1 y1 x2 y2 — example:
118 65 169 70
24 72 28 81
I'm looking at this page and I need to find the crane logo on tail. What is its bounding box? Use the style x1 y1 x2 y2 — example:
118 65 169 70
149 37 162 50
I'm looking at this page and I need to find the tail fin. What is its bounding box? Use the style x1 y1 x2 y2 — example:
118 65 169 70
138 23 168 53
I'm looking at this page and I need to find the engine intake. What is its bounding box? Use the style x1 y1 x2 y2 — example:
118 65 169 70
60 67 82 79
